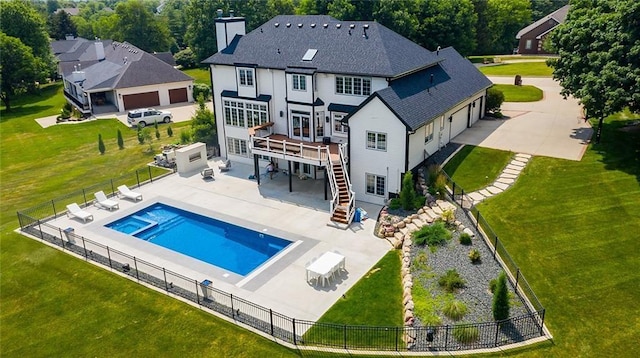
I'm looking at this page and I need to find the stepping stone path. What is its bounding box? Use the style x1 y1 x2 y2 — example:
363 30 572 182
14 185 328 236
468 153 531 205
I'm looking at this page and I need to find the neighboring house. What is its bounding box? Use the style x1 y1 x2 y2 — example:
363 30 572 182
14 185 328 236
203 14 491 224
516 5 570 54
51 37 193 115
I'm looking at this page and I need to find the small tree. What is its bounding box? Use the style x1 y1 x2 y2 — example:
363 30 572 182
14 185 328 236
492 272 510 321
137 125 144 144
399 171 418 210
191 94 217 146
98 134 105 154
141 128 153 152
117 129 124 149
174 47 198 69
486 87 505 114
167 126 173 137
192 83 211 101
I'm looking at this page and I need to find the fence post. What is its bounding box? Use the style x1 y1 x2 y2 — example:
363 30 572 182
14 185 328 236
475 210 480 230
460 189 464 206
230 294 235 318
343 324 347 349
58 227 65 250
540 309 546 336
133 257 139 281
52 200 57 218
495 321 500 347
269 309 274 336
395 326 399 351
136 170 141 188
37 220 44 240
110 179 115 196
452 182 456 197
82 189 87 206
81 237 88 259
195 279 200 305
107 247 112 268
444 325 449 350
493 236 498 258
163 268 168 291
148 166 153 183
292 318 297 345
515 269 520 290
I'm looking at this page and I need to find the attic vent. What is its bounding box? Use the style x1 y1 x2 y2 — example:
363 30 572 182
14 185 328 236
310 23 316 28
298 23 303 28
302 49 318 61
286 23 291 28
323 23 328 28
336 24 341 28
349 24 355 29
363 24 369 29
274 22 279 27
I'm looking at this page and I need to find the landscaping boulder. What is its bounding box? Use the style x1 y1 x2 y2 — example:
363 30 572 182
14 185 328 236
463 227 476 238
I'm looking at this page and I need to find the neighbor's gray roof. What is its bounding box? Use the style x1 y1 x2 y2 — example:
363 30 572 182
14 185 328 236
516 5 570 39
55 40 192 91
203 15 441 78
361 47 492 131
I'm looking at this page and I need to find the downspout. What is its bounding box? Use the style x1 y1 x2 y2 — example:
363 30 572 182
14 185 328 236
211 65 224 155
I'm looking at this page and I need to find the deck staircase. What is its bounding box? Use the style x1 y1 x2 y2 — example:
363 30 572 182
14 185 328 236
326 144 355 227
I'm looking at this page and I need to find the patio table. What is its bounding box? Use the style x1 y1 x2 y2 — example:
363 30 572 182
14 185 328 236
306 251 345 286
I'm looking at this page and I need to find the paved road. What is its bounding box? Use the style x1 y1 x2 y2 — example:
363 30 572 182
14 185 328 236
452 76 592 161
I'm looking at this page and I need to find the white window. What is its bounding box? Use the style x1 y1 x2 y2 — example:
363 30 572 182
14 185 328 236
292 74 306 91
366 173 386 196
525 39 532 50
336 76 371 96
227 137 248 156
425 122 434 143
333 113 348 135
224 100 268 128
367 131 387 151
239 68 254 86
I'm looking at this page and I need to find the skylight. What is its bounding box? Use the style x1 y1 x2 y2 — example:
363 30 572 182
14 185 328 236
302 49 318 61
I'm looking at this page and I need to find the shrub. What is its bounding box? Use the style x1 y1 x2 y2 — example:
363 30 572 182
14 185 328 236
174 47 198 69
117 129 124 149
438 269 465 293
468 249 481 263
492 272 510 320
443 299 468 321
98 134 105 154
155 128 161 140
193 83 211 101
191 94 217 145
486 87 505 113
180 129 191 144
412 221 452 246
412 251 428 271
433 174 447 199
167 126 173 137
388 198 401 210
413 195 426 209
453 325 479 343
441 209 455 224
137 126 144 144
427 164 441 185
489 278 498 293
459 233 472 245
399 171 418 210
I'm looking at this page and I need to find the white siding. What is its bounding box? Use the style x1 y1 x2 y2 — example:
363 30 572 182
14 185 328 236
286 73 313 104
211 65 238 160
349 97 406 205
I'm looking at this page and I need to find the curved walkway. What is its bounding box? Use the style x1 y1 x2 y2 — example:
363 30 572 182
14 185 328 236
467 153 531 205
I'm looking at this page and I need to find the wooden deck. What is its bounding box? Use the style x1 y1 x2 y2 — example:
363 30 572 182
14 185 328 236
251 134 340 163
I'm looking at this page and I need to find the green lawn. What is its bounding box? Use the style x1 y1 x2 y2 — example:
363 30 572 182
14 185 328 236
479 62 553 77
443 146 513 192
492 84 543 102
476 113 640 357
183 67 211 86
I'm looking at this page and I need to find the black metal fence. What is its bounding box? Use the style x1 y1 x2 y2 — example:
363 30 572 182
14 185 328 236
15 167 547 353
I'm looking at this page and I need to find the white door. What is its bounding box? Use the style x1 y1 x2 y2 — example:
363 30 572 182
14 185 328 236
291 112 311 141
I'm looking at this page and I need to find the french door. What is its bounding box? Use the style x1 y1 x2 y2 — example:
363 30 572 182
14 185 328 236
291 111 311 141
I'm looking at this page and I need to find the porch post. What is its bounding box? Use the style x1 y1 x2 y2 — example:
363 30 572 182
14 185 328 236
288 161 292 192
324 167 328 200
254 154 260 185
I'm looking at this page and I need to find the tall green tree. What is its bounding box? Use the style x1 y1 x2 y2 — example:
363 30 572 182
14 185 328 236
185 0 226 62
0 0 52 59
296 0 329 15
415 0 477 55
492 272 510 321
113 0 173 52
531 0 569 21
0 33 40 110
160 0 189 50
191 94 217 147
399 171 418 211
485 0 532 54
48 10 78 40
549 0 640 143
46 0 60 14
373 0 420 43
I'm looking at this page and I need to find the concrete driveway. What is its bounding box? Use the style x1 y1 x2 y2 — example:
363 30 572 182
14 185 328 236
95 101 213 128
452 76 592 161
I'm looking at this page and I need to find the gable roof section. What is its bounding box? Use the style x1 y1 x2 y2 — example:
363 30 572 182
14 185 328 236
516 5 570 39
204 15 440 78
352 47 491 131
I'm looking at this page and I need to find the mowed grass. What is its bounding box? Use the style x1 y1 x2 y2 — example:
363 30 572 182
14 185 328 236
492 84 543 102
476 114 640 357
443 146 513 192
183 67 211 86
0 84 297 357
479 62 553 77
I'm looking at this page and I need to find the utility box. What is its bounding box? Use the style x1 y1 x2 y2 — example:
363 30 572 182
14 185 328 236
515 74 522 86
200 279 213 300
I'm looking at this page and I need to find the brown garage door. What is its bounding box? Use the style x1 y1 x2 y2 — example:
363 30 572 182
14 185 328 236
123 91 160 110
169 88 188 104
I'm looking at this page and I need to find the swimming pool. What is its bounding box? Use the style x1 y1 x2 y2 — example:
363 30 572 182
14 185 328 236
105 203 292 275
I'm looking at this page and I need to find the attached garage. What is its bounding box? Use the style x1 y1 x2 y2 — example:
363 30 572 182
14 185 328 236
123 91 160 110
450 107 468 139
169 88 188 104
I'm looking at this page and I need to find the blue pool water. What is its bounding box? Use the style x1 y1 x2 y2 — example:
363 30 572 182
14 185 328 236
105 203 291 275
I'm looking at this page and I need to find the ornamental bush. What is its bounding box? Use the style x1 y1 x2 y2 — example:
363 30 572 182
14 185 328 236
453 324 479 343
412 221 452 246
459 233 472 245
492 272 510 321
468 249 481 263
443 299 468 321
438 269 465 293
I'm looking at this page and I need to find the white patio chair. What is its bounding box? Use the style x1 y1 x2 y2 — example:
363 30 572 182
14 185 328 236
66 203 94 223
94 191 119 210
117 185 142 201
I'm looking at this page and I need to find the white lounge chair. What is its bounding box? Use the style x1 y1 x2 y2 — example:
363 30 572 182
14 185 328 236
117 185 142 201
94 191 119 210
201 167 214 179
218 159 231 172
66 203 94 223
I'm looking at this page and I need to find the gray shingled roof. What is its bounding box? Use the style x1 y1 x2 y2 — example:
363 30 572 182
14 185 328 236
203 15 441 78
358 47 492 131
56 40 192 91
516 5 570 39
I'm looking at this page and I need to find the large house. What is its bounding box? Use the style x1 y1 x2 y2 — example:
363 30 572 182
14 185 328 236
204 14 491 224
516 5 570 55
51 37 194 115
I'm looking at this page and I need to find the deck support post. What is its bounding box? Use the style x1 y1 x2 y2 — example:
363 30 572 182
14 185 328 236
254 154 260 185
288 161 292 192
324 167 328 200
